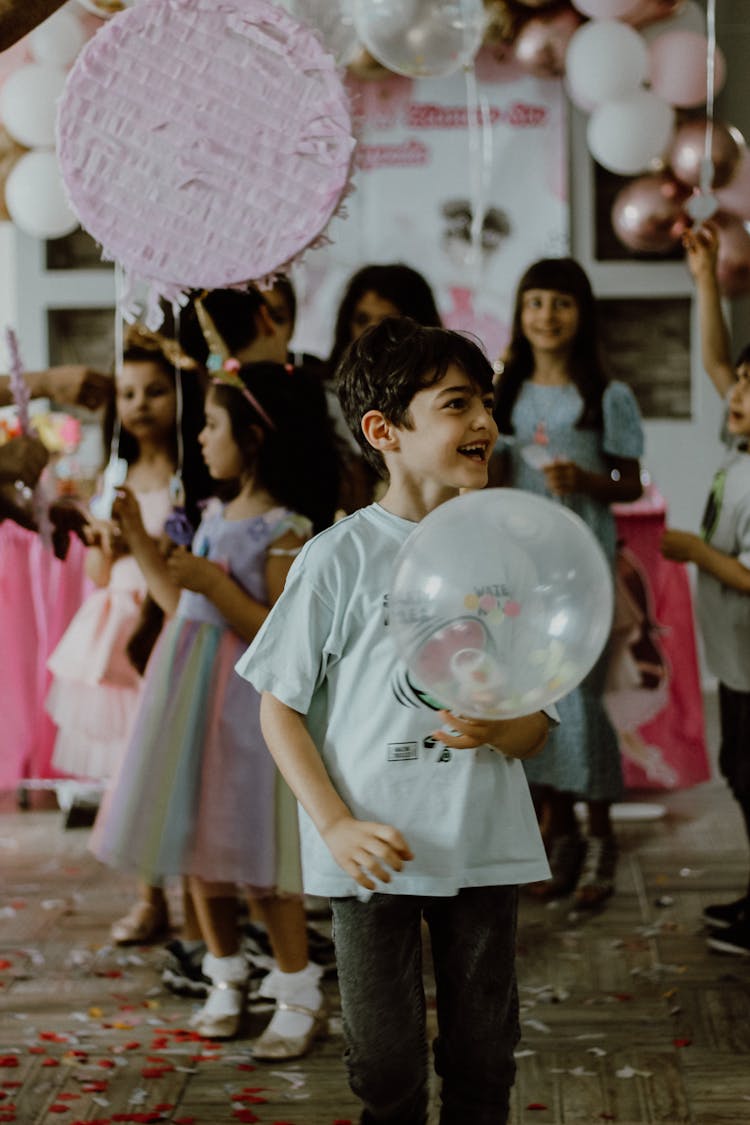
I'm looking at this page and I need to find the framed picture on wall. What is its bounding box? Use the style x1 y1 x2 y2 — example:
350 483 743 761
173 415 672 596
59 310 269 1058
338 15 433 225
597 296 691 420
47 307 115 371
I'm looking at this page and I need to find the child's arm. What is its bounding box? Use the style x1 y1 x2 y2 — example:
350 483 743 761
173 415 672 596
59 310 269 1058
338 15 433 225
111 488 181 613
260 692 414 892
661 529 750 594
165 529 307 642
684 223 735 398
543 456 642 504
431 710 552 758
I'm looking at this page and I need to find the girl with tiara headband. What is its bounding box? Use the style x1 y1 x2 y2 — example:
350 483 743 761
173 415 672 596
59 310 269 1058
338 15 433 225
45 327 206 803
91 297 339 1057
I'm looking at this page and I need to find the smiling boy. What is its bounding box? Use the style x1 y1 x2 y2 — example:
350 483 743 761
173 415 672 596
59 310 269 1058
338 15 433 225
236 318 551 1124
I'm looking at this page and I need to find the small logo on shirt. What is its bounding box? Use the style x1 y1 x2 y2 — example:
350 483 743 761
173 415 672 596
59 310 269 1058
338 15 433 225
387 742 419 762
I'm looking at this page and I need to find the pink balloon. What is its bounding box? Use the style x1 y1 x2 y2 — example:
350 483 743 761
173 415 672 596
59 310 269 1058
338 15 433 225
649 31 726 108
514 7 583 79
611 172 689 253
714 213 750 299
715 150 750 222
668 120 744 190
623 0 685 27
572 0 639 18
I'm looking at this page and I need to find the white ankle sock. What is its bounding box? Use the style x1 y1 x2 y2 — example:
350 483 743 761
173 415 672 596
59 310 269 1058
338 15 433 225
200 953 247 1018
263 964 323 1039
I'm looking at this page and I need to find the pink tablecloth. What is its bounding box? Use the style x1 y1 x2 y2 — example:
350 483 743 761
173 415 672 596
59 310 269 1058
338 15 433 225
0 523 92 789
611 488 711 791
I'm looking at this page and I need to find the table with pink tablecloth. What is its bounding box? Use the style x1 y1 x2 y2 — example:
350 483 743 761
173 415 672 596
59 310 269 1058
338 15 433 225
0 523 91 790
612 487 711 791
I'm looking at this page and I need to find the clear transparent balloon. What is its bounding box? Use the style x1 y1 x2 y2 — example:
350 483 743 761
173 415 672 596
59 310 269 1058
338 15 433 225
353 0 485 78
389 490 614 720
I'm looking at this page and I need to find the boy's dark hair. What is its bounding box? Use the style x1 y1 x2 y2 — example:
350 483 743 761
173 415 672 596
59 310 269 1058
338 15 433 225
494 256 609 435
210 362 340 534
102 326 210 528
336 317 494 477
327 263 442 377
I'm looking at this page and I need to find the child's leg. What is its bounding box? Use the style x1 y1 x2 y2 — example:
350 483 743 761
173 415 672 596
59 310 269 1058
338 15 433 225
249 895 324 1060
252 895 307 971
331 893 430 1125
530 789 584 899
426 885 518 1125
188 877 247 1039
181 878 203 943
704 685 750 936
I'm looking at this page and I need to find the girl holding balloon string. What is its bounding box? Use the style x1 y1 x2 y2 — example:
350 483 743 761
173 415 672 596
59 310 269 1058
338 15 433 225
491 257 645 907
91 311 340 1053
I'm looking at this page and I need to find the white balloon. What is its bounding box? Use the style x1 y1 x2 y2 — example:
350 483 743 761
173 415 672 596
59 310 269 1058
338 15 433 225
389 490 613 720
353 0 485 78
29 8 86 68
5 151 79 240
565 20 648 109
0 64 68 149
587 89 675 174
287 0 359 66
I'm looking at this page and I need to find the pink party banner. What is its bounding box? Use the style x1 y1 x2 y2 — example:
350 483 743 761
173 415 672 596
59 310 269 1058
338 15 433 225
293 50 568 365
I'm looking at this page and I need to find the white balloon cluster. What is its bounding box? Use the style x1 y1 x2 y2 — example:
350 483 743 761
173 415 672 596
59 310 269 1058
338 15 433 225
0 7 85 240
565 1 728 178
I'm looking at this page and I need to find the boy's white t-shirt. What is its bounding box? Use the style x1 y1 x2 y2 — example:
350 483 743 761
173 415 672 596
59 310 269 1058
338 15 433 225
236 503 550 898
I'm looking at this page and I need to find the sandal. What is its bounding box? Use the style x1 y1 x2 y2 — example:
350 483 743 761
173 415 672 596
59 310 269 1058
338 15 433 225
190 953 248 1039
110 900 170 945
574 835 618 909
529 833 585 900
250 998 327 1060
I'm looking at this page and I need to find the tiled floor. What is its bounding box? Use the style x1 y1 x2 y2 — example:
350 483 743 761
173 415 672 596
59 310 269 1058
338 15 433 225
2 699 750 1124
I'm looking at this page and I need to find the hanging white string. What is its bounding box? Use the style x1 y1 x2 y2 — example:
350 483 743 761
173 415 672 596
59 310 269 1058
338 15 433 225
114 262 125 375
463 62 493 291
686 0 719 223
701 0 717 196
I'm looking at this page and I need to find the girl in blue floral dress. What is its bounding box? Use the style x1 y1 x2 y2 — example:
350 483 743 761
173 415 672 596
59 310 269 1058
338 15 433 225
492 258 645 907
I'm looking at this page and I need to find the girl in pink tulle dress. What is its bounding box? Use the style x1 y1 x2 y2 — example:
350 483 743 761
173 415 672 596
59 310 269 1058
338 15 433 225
45 327 208 812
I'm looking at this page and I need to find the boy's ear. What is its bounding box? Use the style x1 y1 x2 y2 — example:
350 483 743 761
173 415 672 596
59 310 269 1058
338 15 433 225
361 410 400 454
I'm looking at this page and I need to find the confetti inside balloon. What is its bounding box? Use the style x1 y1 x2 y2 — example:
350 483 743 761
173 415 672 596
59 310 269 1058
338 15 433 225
388 490 613 720
57 0 355 323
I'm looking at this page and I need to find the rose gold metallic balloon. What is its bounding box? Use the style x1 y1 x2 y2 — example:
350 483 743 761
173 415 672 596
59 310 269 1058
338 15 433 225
714 213 750 298
668 120 745 190
623 0 685 27
513 7 583 79
611 172 689 253
513 0 559 7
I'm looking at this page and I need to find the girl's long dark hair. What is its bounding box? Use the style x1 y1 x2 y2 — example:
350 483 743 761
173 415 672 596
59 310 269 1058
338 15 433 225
210 362 340 534
327 263 442 378
102 327 211 528
494 257 609 435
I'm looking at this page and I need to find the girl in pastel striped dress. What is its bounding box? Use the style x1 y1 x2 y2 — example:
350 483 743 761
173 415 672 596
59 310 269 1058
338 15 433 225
91 356 339 1057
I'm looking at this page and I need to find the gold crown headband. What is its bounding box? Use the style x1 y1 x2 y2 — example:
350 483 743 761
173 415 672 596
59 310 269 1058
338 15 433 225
195 297 276 431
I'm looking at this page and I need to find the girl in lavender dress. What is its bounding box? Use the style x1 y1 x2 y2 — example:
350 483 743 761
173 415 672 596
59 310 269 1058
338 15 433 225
492 258 644 908
91 354 339 1057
